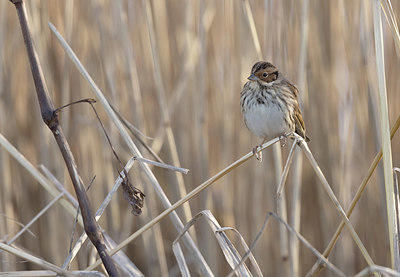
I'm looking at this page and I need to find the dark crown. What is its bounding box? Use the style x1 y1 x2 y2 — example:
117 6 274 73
251 61 275 74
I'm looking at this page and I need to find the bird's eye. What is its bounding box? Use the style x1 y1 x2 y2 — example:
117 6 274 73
262 72 268 78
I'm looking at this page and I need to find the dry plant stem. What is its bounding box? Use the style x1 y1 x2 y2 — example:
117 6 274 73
54 98 96 114
151 35 202 155
273 143 289 262
6 192 64 245
173 210 261 276
218 227 263 276
147 3 204 155
63 157 135 268
289 148 303 277
381 0 400 57
373 0 396 268
10 1 118 276
276 139 297 197
110 105 164 163
308 114 400 276
393 167 400 270
134 156 189 174
40 163 140 274
354 265 400 277
173 211 250 276
243 0 262 60
142 0 195 233
218 227 262 276
151 40 201 155
276 138 297 264
39 165 79 208
0 135 81 225
0 242 78 277
49 22 211 275
291 0 309 274
85 137 281 271
227 212 346 277
0 213 34 239
296 135 377 273
88 101 145 215
1 270 105 277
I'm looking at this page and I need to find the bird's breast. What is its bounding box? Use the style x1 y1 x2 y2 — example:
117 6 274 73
240 85 294 139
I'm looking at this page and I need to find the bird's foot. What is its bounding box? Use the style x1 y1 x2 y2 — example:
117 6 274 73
253 146 262 162
279 134 288 147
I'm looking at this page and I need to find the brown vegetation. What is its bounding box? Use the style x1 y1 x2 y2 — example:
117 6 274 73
1 1 400 276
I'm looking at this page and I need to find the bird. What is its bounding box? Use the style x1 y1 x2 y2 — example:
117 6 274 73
240 61 309 160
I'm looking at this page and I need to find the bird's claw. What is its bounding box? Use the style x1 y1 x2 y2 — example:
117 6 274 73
279 134 287 147
253 146 262 162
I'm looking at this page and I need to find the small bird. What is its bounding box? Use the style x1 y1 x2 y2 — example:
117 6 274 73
240 61 309 159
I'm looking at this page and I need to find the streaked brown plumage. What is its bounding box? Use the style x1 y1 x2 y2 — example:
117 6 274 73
240 61 309 153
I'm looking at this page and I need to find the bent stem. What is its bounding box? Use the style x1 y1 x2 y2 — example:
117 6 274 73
227 212 346 277
85 137 281 271
296 134 377 275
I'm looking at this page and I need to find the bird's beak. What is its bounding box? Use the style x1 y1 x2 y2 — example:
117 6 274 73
247 74 259 81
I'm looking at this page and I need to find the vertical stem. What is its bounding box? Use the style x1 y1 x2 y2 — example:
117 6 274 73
290 1 309 275
372 0 396 268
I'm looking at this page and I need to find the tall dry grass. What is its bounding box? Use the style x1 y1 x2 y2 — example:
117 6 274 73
1 0 400 276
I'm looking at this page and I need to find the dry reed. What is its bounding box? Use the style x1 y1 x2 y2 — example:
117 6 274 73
1 1 400 276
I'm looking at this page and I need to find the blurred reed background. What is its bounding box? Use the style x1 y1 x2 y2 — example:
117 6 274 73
1 0 400 276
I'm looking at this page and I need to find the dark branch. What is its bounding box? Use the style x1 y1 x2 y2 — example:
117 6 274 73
10 1 118 276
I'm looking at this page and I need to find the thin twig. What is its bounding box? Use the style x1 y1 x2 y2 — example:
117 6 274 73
87 101 145 215
54 98 96 114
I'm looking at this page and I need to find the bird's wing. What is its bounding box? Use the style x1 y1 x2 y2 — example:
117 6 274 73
289 84 310 141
